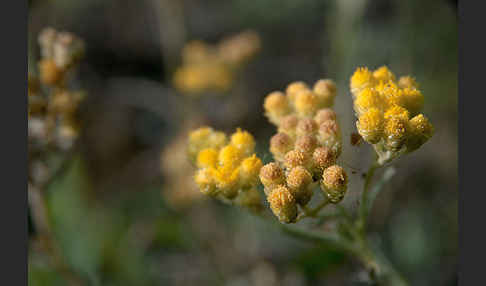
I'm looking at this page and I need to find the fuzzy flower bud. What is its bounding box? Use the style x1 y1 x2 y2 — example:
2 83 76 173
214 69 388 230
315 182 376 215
231 128 256 156
295 90 320 116
284 150 309 170
197 148 219 168
314 108 336 125
264 91 290 124
384 117 409 151
313 79 336 107
195 168 217 196
406 114 434 151
240 154 263 187
278 115 299 137
270 133 294 161
267 185 298 223
312 147 336 173
218 145 243 169
398 76 419 89
373 66 396 83
294 135 318 155
286 81 309 103
355 88 387 115
357 108 384 144
296 118 318 137
259 162 285 194
321 165 347 203
286 166 313 206
350 67 374 95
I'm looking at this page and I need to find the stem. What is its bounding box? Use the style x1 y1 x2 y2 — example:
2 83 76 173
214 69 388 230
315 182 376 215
358 159 380 232
296 199 330 222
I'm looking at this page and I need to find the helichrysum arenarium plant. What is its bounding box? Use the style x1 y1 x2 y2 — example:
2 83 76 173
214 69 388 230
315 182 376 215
188 68 433 285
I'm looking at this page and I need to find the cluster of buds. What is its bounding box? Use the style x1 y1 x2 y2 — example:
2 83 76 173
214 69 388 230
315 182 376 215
37 27 85 87
173 30 261 94
189 127 264 213
29 28 86 151
261 79 348 223
350 66 434 165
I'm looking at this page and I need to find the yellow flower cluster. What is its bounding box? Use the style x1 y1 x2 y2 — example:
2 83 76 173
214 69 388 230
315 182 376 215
173 30 261 95
350 66 434 165
189 127 264 212
261 79 348 223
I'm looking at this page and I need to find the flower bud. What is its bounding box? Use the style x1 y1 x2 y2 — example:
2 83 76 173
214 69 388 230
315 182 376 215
294 135 317 155
240 154 263 187
357 108 384 144
314 108 336 125
218 145 243 168
197 148 219 168
317 120 341 155
354 88 386 115
384 116 409 151
296 118 318 137
286 166 313 206
350 67 374 95
278 115 299 137
295 90 319 116
406 114 434 151
259 162 285 194
212 165 240 199
195 168 217 196
313 79 336 107
321 165 347 203
264 91 290 124
284 150 309 170
231 128 255 156
312 147 336 173
401 88 424 116
398 76 419 89
286 81 309 103
373 66 396 83
267 185 298 223
384 105 410 121
270 133 294 161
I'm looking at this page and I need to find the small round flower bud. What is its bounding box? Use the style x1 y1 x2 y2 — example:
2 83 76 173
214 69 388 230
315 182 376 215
314 108 336 125
295 90 319 116
270 133 294 161
197 148 219 168
398 76 419 89
406 114 434 151
317 119 339 142
231 128 256 156
350 67 374 95
313 79 336 107
39 59 63 86
218 145 243 168
267 185 298 223
354 88 387 115
259 162 285 194
240 154 263 187
195 168 217 196
384 105 410 121
294 135 317 155
296 118 318 137
212 165 240 199
384 116 409 151
278 115 299 137
401 88 424 116
357 108 384 144
284 150 309 170
208 131 228 150
286 166 313 206
264 91 290 118
373 66 396 83
321 165 347 204
312 147 336 173
286 81 310 103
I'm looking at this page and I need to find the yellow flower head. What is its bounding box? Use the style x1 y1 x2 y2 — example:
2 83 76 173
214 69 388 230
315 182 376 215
286 81 310 103
350 67 374 95
312 147 336 173
357 108 384 144
259 162 285 194
286 166 313 206
211 165 240 199
313 79 336 107
401 88 424 116
373 66 396 83
240 154 263 187
218 144 243 168
194 168 217 196
230 128 255 155
355 88 387 115
264 91 290 123
384 117 409 150
406 114 434 151
197 148 219 168
384 105 410 121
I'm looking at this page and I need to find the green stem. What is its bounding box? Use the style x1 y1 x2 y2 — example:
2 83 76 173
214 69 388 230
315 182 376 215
358 159 380 232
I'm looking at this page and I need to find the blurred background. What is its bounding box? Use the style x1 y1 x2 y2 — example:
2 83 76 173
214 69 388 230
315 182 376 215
28 0 457 285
